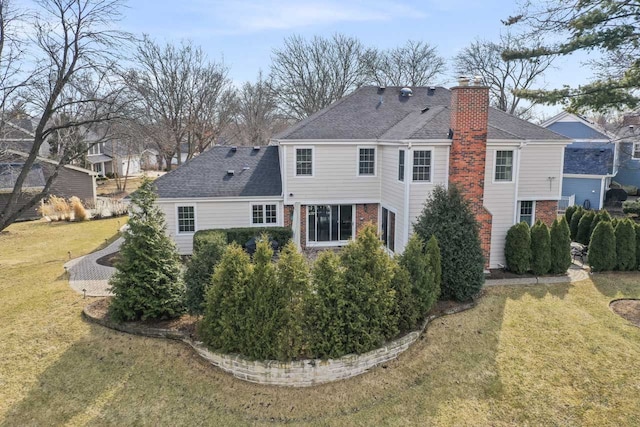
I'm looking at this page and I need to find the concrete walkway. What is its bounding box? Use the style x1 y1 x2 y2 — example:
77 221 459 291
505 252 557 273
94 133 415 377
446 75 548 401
65 237 123 297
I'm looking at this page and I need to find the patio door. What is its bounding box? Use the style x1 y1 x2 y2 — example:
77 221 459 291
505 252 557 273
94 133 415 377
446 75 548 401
381 207 396 252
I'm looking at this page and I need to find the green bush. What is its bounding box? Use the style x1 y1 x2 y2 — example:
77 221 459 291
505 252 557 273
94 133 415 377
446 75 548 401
193 227 293 252
108 179 185 322
184 231 227 314
622 200 640 216
340 224 398 354
588 222 616 272
590 210 611 238
306 250 347 359
505 222 531 274
399 235 435 322
550 217 572 274
615 219 636 271
530 221 551 275
635 224 640 270
390 263 418 333
413 185 484 301
576 210 595 245
564 205 577 226
569 207 585 241
425 235 442 302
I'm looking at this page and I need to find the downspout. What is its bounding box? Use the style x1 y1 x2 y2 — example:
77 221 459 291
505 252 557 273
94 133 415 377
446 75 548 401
403 144 411 248
512 142 526 223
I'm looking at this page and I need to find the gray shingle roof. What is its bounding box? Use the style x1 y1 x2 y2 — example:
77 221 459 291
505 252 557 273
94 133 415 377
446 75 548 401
547 121 609 140
564 146 614 175
275 86 568 142
0 163 45 191
153 146 282 199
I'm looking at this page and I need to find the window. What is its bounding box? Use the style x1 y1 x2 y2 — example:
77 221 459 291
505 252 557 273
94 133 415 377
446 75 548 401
495 150 513 181
519 201 534 226
633 142 640 159
412 150 431 182
88 143 103 155
296 148 313 176
252 204 277 225
381 207 396 252
177 206 195 233
308 205 353 243
398 150 405 181
358 147 375 176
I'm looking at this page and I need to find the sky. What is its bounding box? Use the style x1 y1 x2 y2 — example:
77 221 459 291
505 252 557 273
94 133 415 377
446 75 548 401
118 0 596 118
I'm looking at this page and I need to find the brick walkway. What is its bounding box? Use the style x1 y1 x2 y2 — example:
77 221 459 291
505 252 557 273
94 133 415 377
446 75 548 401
64 237 123 297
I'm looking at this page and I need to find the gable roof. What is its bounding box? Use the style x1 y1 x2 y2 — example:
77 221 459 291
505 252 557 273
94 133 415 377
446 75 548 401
564 146 614 175
153 146 282 199
275 86 568 142
0 163 45 192
541 111 610 140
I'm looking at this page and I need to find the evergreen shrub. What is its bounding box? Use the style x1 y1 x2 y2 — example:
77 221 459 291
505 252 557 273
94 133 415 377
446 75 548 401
550 217 572 274
615 219 636 271
184 231 227 314
588 222 616 272
576 210 595 245
505 222 531 274
569 207 585 241
530 220 551 275
564 205 577 226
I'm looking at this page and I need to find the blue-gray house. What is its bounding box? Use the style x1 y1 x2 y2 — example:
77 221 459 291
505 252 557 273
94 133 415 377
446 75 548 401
542 112 617 210
614 112 640 188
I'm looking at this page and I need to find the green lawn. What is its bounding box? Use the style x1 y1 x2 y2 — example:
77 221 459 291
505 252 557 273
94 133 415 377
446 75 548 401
1 219 639 426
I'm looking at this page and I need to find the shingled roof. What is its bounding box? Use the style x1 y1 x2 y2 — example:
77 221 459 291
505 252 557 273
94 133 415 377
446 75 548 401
275 86 568 142
563 146 614 175
153 146 282 199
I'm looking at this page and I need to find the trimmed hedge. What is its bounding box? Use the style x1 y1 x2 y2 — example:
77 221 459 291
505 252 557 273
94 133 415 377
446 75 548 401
569 207 585 241
565 205 577 226
530 221 551 276
576 210 595 245
589 222 616 272
193 227 293 252
615 220 636 271
505 222 531 274
550 217 572 274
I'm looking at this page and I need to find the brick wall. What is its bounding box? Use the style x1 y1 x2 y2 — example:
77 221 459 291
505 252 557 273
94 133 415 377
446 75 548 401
300 205 307 248
355 203 379 236
448 83 493 266
284 205 294 228
535 200 558 226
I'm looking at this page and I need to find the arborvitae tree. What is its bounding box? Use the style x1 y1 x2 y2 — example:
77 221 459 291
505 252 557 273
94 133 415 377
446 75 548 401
108 179 185 322
425 235 442 302
390 263 418 333
550 217 572 274
505 222 531 274
398 234 436 320
275 240 311 360
615 219 636 271
565 205 577 226
530 220 551 275
184 232 227 314
589 210 611 238
588 222 616 272
576 210 595 245
413 185 484 301
340 224 397 353
569 207 584 241
307 250 346 359
636 224 640 270
199 243 253 352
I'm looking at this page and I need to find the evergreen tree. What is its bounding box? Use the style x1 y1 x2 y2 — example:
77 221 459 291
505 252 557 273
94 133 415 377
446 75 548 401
550 217 572 274
108 179 185 322
184 231 227 314
588 222 616 272
413 185 484 301
505 222 531 274
530 220 551 275
564 205 577 226
425 235 442 302
390 262 418 333
615 219 636 271
275 240 311 360
199 243 253 353
569 207 584 241
399 234 436 320
576 210 595 245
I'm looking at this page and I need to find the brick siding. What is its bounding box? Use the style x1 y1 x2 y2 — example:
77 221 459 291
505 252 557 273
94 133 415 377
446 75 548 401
535 200 558 226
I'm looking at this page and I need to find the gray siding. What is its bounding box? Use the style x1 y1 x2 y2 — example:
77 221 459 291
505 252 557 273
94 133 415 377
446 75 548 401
518 144 563 199
407 146 448 231
46 164 96 205
616 141 640 186
379 145 407 251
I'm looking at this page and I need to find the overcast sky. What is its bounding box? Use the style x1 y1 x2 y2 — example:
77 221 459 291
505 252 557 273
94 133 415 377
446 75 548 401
118 0 595 118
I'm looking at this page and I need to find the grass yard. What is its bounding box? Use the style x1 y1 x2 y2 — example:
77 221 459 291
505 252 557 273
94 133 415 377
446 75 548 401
1 219 639 426
96 174 161 198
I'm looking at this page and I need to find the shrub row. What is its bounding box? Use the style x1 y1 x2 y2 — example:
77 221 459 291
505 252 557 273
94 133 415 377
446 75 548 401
193 227 292 253
589 218 639 272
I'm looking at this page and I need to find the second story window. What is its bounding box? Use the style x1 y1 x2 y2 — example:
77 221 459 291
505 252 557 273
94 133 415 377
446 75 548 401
412 150 431 182
633 143 640 159
398 149 405 181
296 148 313 176
495 150 514 182
88 142 103 155
358 147 375 176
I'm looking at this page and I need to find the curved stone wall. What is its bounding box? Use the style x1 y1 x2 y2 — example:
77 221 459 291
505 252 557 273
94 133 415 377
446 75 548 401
83 301 474 387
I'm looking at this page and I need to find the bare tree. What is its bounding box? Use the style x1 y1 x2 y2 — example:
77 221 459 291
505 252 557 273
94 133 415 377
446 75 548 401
364 40 446 87
454 33 554 118
270 33 368 120
127 36 234 170
0 0 131 231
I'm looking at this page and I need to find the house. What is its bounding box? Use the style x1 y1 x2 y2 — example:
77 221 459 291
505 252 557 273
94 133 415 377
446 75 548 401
86 139 144 177
153 81 570 269
613 112 640 188
542 112 617 210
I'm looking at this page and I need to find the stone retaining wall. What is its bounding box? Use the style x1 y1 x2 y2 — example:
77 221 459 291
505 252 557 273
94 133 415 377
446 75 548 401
83 301 474 387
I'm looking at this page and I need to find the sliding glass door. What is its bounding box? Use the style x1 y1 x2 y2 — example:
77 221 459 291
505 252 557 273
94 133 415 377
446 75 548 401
308 205 353 243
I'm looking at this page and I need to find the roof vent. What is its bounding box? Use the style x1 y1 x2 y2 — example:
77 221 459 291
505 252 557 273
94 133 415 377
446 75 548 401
253 146 260 151
227 169 235 175
378 85 386 91
400 87 413 97
230 146 237 152
421 106 430 113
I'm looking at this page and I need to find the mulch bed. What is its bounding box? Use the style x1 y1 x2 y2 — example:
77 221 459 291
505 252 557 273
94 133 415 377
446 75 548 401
96 251 121 267
485 269 567 280
610 299 640 327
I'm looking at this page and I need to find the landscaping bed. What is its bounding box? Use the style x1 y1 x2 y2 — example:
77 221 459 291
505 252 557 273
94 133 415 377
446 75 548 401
610 299 640 327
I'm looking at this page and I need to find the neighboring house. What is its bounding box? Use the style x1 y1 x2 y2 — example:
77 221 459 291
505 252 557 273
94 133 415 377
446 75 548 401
86 139 143 177
542 111 617 210
0 117 50 157
0 149 97 220
153 83 569 269
613 111 640 188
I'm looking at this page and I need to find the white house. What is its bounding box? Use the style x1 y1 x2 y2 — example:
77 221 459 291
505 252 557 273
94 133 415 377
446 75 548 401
153 81 570 268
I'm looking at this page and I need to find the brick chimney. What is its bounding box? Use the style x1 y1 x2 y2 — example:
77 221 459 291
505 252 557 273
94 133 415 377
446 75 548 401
449 77 493 266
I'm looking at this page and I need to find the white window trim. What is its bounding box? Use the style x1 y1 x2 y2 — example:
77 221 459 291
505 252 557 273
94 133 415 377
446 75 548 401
380 205 398 253
398 148 405 182
493 149 515 183
517 200 535 225
249 202 279 226
632 142 640 160
356 145 377 177
411 149 433 183
294 146 315 178
176 204 197 235
306 204 355 247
